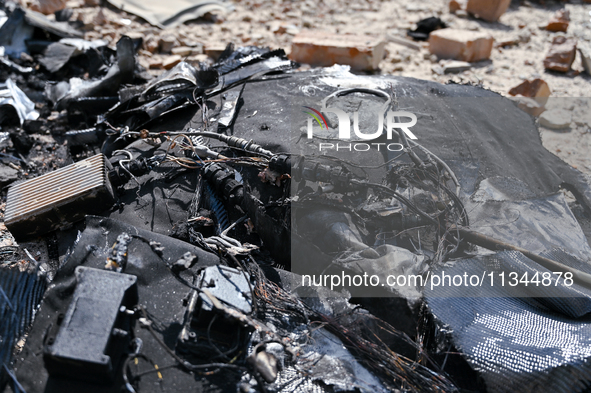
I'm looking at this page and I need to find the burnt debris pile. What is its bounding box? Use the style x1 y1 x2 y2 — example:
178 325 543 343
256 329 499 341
2 3 591 393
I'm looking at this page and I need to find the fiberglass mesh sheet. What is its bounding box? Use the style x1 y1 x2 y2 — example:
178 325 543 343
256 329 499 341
427 249 591 393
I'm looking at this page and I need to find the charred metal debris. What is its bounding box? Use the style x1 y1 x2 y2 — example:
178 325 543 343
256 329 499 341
3 3 591 392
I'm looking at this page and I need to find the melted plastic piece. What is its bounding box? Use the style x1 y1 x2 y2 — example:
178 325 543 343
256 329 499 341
43 267 138 383
177 265 251 360
0 79 39 125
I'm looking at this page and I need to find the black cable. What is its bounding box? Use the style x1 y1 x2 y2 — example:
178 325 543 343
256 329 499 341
138 306 247 374
226 252 258 315
424 172 469 227
351 180 437 225
124 353 162 393
206 314 242 360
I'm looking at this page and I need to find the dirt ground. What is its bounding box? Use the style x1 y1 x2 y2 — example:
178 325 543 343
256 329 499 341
21 0 591 176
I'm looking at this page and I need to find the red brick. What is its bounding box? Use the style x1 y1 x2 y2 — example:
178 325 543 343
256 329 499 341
30 0 66 15
290 31 386 71
428 29 493 62
543 36 577 73
466 0 511 22
508 79 551 106
546 9 569 33
449 0 465 13
162 55 182 70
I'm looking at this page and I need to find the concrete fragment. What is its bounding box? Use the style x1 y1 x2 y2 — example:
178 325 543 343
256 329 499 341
162 55 182 70
386 35 421 51
431 65 444 75
508 79 551 106
145 35 159 53
190 47 203 55
189 54 210 64
443 60 471 73
77 9 106 31
171 46 192 57
428 29 493 62
466 0 511 22
159 35 177 53
290 31 386 71
509 96 546 117
432 61 472 75
0 164 19 188
204 45 227 61
578 46 591 75
546 9 569 33
543 36 577 73
539 109 572 130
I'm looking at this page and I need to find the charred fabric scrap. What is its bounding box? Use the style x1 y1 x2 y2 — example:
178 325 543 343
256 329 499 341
0 21 591 393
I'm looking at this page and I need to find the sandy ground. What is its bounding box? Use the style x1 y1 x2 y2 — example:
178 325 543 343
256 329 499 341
54 0 591 176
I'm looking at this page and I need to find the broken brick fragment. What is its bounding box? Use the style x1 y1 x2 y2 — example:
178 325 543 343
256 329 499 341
466 0 511 22
290 31 386 71
30 0 67 15
449 0 466 13
508 79 551 106
429 29 493 62
543 36 577 73
162 55 182 70
546 9 570 33
158 35 177 54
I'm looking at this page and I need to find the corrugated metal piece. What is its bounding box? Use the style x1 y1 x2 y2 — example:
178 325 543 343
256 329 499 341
4 154 115 239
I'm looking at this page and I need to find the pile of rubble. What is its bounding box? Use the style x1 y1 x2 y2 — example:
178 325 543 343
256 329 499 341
6 0 589 173
2 1 591 393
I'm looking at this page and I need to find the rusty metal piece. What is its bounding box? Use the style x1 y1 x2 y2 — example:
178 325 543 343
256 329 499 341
4 154 115 240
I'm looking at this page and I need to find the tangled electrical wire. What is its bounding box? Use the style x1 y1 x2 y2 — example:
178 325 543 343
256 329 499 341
106 84 470 267
107 87 466 392
242 251 458 392
290 87 469 266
